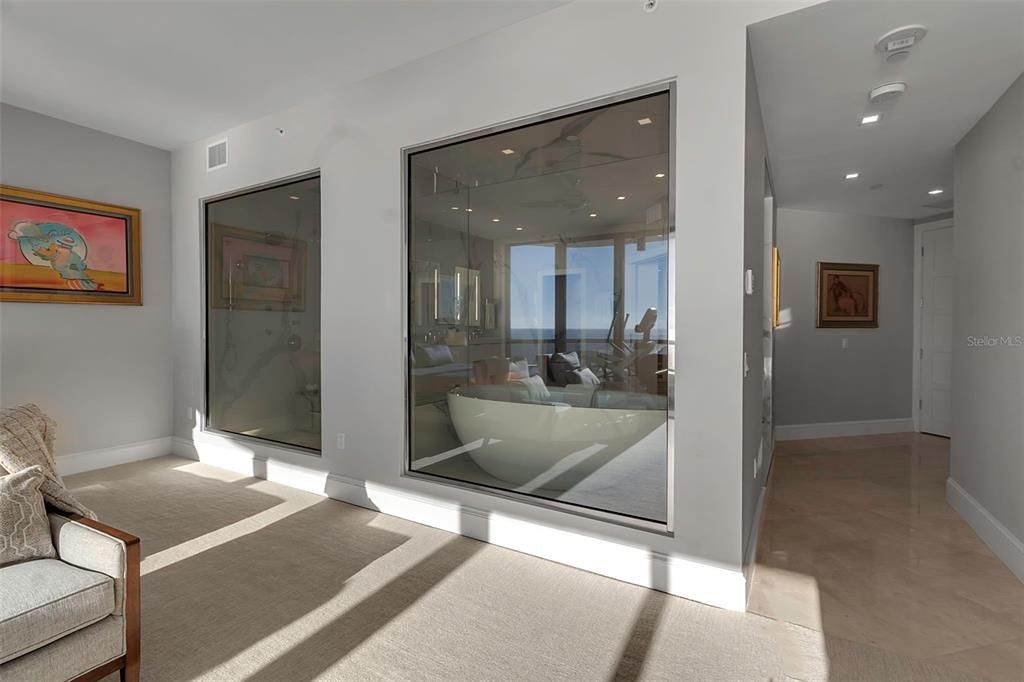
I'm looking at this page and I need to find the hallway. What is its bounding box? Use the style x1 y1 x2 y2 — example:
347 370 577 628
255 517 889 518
750 433 1023 681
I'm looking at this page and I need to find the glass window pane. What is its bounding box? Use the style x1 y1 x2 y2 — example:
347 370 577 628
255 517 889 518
205 176 321 451
408 91 671 524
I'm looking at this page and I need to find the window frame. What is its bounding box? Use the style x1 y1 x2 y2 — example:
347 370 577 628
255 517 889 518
401 83 676 533
200 170 324 456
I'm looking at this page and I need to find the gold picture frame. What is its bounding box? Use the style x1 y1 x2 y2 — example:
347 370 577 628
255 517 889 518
1 185 142 305
208 223 306 311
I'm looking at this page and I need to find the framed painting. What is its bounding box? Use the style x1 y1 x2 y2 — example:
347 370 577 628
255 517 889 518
771 246 782 328
1 185 141 304
208 223 306 311
816 261 879 328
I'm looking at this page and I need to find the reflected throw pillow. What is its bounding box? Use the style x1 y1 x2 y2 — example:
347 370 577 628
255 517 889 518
569 367 602 386
547 352 581 386
513 375 552 402
0 466 56 567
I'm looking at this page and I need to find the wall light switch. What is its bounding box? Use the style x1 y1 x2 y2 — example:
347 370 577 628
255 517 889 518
336 433 346 450
841 337 849 350
744 269 755 295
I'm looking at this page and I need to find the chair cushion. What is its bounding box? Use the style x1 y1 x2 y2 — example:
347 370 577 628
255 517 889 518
0 559 114 663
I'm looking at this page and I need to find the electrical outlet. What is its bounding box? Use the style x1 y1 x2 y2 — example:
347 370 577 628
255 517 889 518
336 433 346 450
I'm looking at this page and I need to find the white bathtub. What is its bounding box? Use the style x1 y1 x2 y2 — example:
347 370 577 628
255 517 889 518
446 385 667 491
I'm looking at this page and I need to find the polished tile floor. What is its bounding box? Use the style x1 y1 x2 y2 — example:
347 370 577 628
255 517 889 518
750 433 1024 681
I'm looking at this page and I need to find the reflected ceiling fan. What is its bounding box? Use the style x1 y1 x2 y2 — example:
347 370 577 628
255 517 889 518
513 110 627 177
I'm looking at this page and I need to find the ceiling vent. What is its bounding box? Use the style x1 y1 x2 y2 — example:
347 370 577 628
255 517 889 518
869 82 907 104
206 139 228 171
875 25 927 55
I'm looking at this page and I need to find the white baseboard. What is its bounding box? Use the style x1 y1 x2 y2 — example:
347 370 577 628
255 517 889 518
775 418 914 441
57 436 173 476
172 435 748 611
947 478 1024 582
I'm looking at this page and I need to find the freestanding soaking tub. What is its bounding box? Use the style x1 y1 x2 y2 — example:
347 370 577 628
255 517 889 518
446 384 667 491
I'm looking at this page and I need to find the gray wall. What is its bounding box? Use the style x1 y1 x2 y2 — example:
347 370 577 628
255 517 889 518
774 207 914 426
742 39 770 560
951 74 1024 544
0 104 173 455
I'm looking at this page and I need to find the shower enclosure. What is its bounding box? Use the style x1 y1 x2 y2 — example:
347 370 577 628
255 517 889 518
204 175 322 451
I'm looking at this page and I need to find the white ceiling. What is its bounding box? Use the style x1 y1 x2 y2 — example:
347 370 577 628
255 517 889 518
0 0 567 151
749 1 1024 220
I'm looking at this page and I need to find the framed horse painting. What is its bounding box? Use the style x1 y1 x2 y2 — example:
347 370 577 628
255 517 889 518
0 185 142 304
816 261 878 328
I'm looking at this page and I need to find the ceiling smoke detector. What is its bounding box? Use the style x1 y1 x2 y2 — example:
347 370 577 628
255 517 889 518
875 25 927 54
869 82 907 104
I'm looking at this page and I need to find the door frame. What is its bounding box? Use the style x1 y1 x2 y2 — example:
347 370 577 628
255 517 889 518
912 217 954 433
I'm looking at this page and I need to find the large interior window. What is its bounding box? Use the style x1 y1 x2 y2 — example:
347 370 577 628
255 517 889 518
406 90 672 524
205 175 321 451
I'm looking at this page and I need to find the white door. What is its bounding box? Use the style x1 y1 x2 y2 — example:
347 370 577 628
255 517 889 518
920 225 953 437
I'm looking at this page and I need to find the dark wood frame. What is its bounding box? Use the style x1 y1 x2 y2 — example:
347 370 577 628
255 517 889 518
66 515 141 682
816 261 879 328
0 185 142 305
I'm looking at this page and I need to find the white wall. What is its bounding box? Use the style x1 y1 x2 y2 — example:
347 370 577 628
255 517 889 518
950 74 1024 579
171 0 813 608
0 104 173 457
773 208 915 430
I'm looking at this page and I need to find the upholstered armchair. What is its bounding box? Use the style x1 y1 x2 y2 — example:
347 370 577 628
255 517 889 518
0 513 140 681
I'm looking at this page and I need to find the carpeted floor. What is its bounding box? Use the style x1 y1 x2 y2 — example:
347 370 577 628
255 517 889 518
67 456 984 681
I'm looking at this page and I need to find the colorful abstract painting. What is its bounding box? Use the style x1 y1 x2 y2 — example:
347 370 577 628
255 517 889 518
816 261 879 328
1 186 141 304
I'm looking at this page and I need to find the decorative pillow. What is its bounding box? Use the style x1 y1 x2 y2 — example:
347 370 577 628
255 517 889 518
513 375 551 403
508 357 531 381
547 352 581 386
414 344 454 368
0 466 57 567
0 404 96 520
569 367 602 386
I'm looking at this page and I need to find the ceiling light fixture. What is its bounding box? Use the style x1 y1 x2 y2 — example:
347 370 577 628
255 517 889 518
492 218 501 222
617 196 626 200
465 208 473 212
288 195 300 200
860 114 881 126
450 206 459 210
637 117 653 126
589 213 598 218
845 172 860 180
928 188 944 195
655 173 666 178
501 148 515 155
515 226 524 231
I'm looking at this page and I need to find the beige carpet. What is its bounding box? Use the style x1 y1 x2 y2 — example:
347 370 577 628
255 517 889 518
66 456 984 681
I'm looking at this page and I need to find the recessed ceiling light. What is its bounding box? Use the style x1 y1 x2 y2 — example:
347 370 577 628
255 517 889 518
450 206 459 210
465 208 473 212
501 148 515 155
515 226 524 231
288 195 300 200
860 114 881 125
928 188 944 195
845 172 860 180
589 213 598 218
492 218 501 222
616 196 626 201
637 117 653 126
655 173 666 178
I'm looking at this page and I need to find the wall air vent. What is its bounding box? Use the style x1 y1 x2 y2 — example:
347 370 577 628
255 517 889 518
206 139 228 171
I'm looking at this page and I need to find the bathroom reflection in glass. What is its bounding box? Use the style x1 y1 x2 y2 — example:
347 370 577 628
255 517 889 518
205 176 321 451
407 91 672 523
